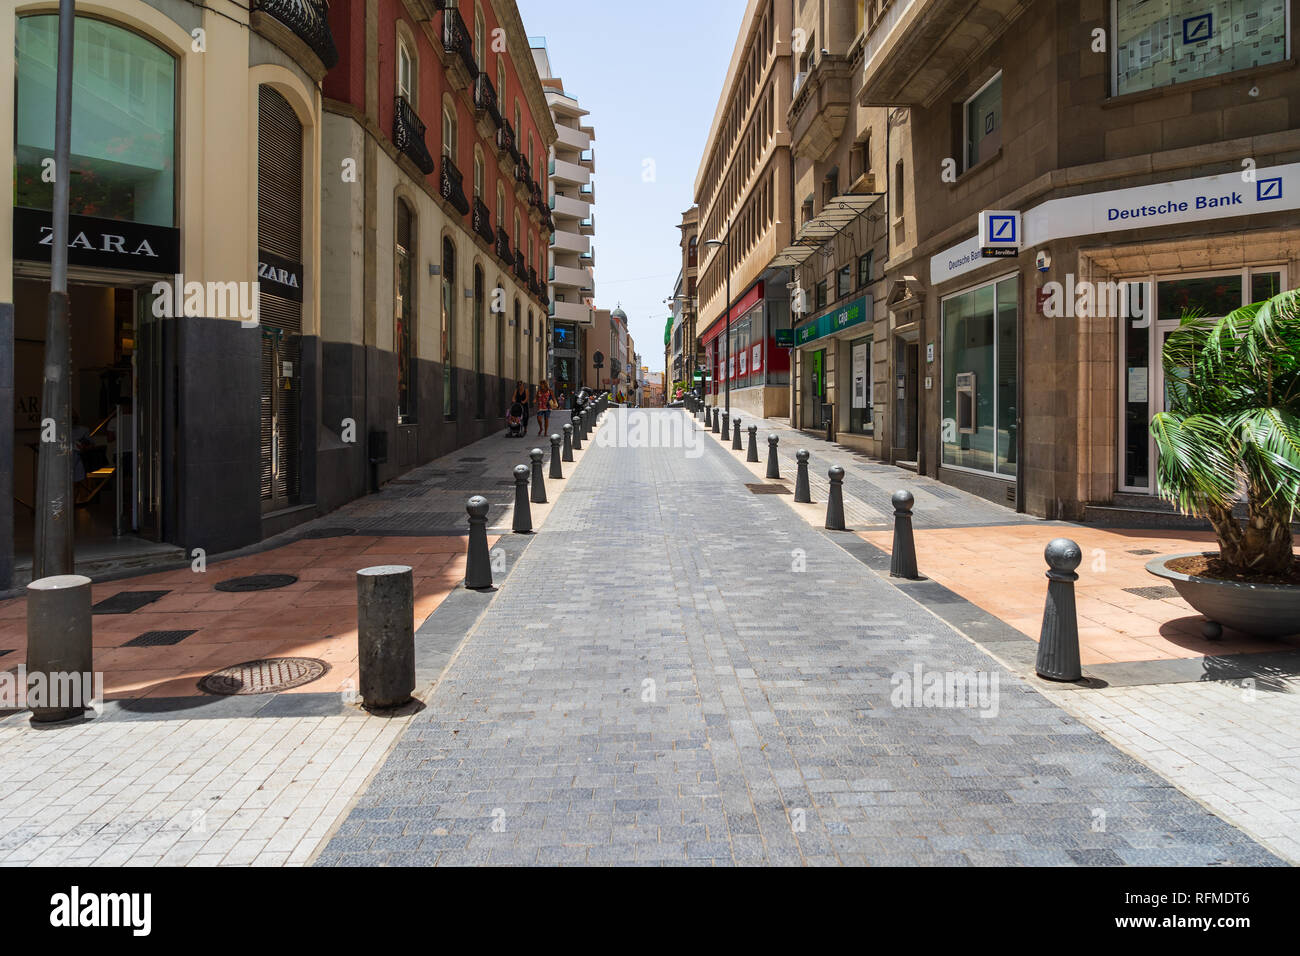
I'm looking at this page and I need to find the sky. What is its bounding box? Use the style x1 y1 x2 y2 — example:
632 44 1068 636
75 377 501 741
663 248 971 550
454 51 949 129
516 0 749 376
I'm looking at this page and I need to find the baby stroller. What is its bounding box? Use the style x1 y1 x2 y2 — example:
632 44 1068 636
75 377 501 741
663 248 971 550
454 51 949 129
505 402 526 437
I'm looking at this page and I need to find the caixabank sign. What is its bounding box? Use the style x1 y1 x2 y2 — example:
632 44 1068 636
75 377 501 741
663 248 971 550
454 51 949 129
931 162 1300 285
794 295 871 346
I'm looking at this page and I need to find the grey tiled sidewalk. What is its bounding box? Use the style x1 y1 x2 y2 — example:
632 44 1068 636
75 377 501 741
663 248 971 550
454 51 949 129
316 409 1278 866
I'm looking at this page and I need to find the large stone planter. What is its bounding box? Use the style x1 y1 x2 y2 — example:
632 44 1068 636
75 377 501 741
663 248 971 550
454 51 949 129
1146 552 1300 639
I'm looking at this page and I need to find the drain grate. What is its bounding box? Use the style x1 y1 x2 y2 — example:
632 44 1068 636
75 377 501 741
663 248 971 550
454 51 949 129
1126 549 1158 556
92 590 171 615
214 574 298 593
1123 585 1180 601
197 657 329 696
300 527 356 539
745 483 791 495
125 629 198 647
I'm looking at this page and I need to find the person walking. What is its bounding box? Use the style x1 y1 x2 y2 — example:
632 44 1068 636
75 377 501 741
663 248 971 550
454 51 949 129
535 380 555 436
512 381 530 435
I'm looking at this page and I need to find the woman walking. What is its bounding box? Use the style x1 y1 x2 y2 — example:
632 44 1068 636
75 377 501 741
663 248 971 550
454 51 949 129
535 380 555 436
511 381 530 436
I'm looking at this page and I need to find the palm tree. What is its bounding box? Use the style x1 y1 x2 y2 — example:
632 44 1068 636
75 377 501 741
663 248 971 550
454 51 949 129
1150 289 1300 576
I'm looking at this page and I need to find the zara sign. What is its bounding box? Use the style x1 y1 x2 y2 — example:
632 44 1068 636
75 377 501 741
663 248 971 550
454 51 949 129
13 207 180 274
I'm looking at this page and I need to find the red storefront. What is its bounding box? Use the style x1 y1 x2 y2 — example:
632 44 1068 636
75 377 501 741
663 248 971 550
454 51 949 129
701 281 791 407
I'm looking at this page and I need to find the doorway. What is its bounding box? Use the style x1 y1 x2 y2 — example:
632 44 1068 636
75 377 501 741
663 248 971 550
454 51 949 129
802 347 827 429
11 277 166 560
893 337 919 463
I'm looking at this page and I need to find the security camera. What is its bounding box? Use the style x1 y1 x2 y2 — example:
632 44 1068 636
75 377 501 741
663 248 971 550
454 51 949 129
1249 86 1260 97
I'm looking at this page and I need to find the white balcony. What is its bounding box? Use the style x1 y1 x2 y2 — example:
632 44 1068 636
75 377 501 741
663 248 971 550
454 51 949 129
550 157 590 186
550 192 589 220
551 230 590 255
555 124 590 151
550 299 593 325
550 263 592 290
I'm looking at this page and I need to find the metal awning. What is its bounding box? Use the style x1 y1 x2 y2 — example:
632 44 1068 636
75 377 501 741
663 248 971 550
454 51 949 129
769 192 885 269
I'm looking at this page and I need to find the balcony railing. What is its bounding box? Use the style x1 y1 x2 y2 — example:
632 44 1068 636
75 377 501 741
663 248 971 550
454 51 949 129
440 154 470 216
495 225 511 263
527 266 539 296
473 72 500 125
497 119 517 161
393 95 436 175
513 249 528 280
255 0 339 70
442 7 478 80
515 154 531 185
472 196 495 245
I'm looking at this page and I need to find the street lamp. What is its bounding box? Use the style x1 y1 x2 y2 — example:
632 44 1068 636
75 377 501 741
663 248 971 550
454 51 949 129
704 224 732 418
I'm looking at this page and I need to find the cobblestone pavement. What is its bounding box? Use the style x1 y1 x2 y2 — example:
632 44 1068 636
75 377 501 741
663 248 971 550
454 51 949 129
317 409 1278 866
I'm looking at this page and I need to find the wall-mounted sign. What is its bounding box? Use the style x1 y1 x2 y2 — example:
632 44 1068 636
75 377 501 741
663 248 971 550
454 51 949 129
774 328 795 347
926 342 935 363
13 207 180 274
258 249 303 302
979 209 1021 259
793 295 872 347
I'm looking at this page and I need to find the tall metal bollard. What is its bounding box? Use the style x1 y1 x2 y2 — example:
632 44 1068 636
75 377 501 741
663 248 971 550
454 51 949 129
712 407 720 434
26 574 93 723
571 414 583 450
794 450 812 503
549 433 563 479
356 565 415 709
1036 539 1083 682
732 417 743 451
530 448 547 503
721 411 730 441
464 496 494 590
512 464 533 533
825 466 846 530
765 434 781 479
746 425 759 463
562 423 574 462
889 490 919 579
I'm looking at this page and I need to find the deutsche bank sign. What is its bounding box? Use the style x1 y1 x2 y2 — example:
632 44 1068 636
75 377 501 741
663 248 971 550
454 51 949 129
979 210 1020 258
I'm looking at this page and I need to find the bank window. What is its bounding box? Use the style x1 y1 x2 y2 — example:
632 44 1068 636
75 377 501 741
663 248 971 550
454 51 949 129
836 264 852 300
397 39 414 103
1113 0 1288 96
964 72 1002 170
942 275 1017 477
15 15 176 227
858 251 873 288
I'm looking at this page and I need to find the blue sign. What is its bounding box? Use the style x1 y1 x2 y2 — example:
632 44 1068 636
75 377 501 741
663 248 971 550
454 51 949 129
1258 177 1283 202
988 215 1016 243
1182 13 1212 44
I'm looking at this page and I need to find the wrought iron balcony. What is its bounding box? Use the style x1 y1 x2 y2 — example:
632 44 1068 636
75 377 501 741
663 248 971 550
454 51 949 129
472 196 495 245
495 225 511 263
515 154 531 185
442 7 478 82
255 0 339 70
513 249 528 280
393 95 435 175
497 119 517 161
473 72 500 124
527 266 539 295
440 154 471 216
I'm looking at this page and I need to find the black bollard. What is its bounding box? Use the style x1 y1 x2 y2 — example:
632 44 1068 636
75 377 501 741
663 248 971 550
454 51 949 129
889 490 919 579
356 565 415 708
746 425 759 463
464 496 494 590
712 407 720 434
721 411 731 441
26 574 94 723
512 464 533 533
562 423 574 462
530 448 547 504
765 434 780 479
732 417 743 451
794 450 812 503
549 434 563 479
825 466 846 530
571 414 583 450
1036 538 1083 682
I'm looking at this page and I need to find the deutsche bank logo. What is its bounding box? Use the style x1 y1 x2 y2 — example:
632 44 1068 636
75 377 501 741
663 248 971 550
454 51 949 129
1182 13 1212 44
1257 177 1283 202
989 215 1016 243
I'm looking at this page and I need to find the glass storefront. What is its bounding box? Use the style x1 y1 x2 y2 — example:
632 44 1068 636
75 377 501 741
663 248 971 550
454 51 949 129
941 275 1017 477
848 335 872 435
15 16 176 226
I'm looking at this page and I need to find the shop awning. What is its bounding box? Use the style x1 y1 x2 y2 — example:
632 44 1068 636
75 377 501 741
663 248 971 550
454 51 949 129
769 193 884 269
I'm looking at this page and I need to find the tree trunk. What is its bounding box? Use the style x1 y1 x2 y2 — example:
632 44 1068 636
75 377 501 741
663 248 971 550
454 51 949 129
1206 501 1248 570
1240 488 1296 576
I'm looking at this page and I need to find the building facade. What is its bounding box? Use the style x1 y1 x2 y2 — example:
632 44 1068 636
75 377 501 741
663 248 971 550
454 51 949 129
694 0 795 421
862 0 1298 520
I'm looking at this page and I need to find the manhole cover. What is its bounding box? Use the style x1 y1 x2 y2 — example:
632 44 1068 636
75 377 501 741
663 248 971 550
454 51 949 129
197 658 329 696
300 527 356 539
92 590 171 614
125 629 197 647
214 574 298 592
745 483 791 495
1126 548 1158 555
1123 585 1180 601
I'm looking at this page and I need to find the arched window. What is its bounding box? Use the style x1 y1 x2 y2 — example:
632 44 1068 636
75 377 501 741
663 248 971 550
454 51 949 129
513 211 521 253
442 102 457 160
442 236 457 419
473 6 485 67
474 265 486 418
396 199 416 423
687 236 698 267
496 185 506 235
497 58 506 110
473 149 484 199
397 35 415 103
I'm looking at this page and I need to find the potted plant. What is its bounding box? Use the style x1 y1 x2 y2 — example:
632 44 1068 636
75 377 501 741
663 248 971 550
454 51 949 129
1145 288 1300 638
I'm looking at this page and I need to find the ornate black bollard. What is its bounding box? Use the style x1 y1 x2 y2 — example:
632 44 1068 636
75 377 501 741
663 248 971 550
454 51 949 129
765 434 780 479
825 466 846 530
712 407 720 434
1036 538 1083 682
889 490 919 579
356 565 415 709
530 448 547 504
549 434 563 479
512 464 532 533
464 496 494 590
562 423 574 462
794 450 812 503
732 417 743 451
571 414 583 450
721 411 730 441
746 425 759 463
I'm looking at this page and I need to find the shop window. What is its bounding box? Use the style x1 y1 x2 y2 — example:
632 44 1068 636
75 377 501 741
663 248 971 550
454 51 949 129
941 275 1017 477
15 15 176 227
1113 0 1288 96
964 72 1002 171
849 335 873 435
396 200 416 424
